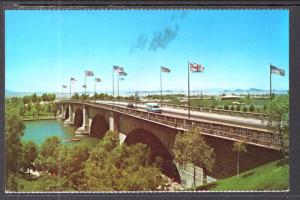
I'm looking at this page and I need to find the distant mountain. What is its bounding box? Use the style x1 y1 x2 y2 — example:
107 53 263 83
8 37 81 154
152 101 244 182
246 88 265 92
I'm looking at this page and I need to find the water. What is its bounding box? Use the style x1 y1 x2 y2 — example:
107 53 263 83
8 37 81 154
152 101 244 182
22 119 99 147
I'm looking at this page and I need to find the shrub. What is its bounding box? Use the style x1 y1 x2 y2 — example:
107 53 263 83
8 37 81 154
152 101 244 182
249 105 255 112
243 107 248 112
236 105 241 111
224 105 229 110
230 106 235 111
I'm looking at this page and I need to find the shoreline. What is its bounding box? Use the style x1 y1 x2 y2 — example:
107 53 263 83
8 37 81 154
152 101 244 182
21 116 57 121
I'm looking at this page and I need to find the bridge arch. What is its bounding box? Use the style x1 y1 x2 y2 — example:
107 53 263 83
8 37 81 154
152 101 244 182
90 113 109 138
124 129 181 183
74 108 83 128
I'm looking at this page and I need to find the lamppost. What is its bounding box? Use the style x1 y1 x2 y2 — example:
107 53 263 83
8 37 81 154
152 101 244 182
84 70 94 95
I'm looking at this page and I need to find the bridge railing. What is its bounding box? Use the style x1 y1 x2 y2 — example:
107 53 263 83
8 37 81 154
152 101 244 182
61 100 280 149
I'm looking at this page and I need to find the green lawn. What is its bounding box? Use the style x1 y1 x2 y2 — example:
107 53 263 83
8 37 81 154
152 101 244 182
17 175 75 192
197 159 289 191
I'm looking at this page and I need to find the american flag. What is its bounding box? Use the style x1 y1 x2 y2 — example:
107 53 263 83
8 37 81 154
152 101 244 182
82 84 87 88
85 70 94 76
271 64 285 76
95 78 101 82
70 77 76 82
119 71 127 76
62 85 67 88
190 62 204 73
161 66 171 73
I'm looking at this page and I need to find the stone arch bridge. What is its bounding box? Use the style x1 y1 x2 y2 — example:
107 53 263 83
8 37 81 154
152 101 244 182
57 100 282 184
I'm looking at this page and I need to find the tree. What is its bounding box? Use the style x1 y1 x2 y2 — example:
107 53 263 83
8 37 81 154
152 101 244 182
172 129 215 190
265 95 289 158
22 95 31 105
249 105 255 112
232 140 247 177
5 107 25 175
72 93 80 100
21 141 38 178
35 103 41 118
41 93 49 102
81 131 166 191
31 93 37 103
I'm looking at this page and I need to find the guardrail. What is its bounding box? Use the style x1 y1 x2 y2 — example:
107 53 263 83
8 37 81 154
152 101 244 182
59 100 280 149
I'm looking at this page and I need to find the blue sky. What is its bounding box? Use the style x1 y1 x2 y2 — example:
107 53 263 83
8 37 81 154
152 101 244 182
5 10 289 93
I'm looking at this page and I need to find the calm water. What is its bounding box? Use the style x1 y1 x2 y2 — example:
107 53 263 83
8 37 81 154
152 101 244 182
23 119 99 147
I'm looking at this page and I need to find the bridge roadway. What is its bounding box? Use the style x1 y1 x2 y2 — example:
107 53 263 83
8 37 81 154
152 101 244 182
95 100 265 129
60 100 280 150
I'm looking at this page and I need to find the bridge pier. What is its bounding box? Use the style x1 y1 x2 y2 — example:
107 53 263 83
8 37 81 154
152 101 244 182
64 104 74 125
75 105 90 135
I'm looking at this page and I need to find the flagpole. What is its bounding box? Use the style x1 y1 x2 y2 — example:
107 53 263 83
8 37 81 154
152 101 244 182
270 63 272 100
69 79 71 99
160 68 162 106
112 68 114 106
61 86 63 100
117 73 119 98
94 79 96 102
188 61 191 118
84 74 87 95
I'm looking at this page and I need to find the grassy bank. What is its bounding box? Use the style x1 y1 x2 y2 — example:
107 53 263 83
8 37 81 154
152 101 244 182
197 159 289 191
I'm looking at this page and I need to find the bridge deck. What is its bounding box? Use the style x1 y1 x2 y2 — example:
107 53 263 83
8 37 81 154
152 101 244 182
59 100 281 150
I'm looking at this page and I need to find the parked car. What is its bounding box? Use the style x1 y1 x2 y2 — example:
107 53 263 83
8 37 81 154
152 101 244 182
127 103 137 109
146 103 162 113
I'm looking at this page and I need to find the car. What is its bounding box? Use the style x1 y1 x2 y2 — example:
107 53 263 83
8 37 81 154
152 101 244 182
146 103 162 113
127 103 137 109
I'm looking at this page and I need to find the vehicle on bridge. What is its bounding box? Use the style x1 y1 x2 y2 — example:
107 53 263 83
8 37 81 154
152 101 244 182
126 103 137 109
146 103 162 113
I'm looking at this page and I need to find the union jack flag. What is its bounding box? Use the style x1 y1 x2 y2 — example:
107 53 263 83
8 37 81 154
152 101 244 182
82 84 87 88
62 85 67 88
85 70 94 76
161 66 171 73
70 77 76 82
95 78 101 82
190 62 204 72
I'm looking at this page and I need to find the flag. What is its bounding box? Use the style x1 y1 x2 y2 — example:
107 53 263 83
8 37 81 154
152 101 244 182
119 71 127 76
70 77 76 82
270 64 285 76
113 66 124 73
95 78 101 82
190 62 204 72
161 66 171 73
62 85 67 88
119 77 125 81
85 70 94 76
82 84 87 88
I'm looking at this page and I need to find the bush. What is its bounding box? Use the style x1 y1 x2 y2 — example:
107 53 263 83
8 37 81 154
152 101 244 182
236 105 241 111
243 107 248 112
230 106 235 111
249 105 255 112
224 105 229 110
